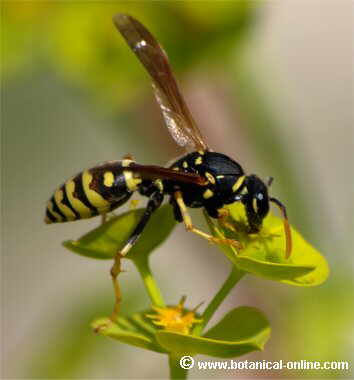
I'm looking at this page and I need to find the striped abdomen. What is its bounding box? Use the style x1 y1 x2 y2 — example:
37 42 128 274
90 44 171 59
45 160 142 224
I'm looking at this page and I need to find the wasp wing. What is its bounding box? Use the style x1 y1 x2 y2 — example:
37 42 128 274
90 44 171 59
113 13 208 151
128 163 206 186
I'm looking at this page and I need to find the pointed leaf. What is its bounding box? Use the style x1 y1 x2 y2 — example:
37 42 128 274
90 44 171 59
208 203 329 286
156 307 270 358
204 306 270 343
63 205 176 260
91 314 166 354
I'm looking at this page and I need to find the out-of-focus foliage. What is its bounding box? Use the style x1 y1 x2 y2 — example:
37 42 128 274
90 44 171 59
2 1 258 108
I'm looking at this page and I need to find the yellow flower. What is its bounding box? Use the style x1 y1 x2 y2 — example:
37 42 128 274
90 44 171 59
146 297 202 335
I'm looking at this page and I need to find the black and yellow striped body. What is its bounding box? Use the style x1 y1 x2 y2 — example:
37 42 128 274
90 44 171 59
46 151 270 234
45 159 142 224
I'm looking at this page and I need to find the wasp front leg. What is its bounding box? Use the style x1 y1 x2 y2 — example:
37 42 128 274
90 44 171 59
217 208 236 232
110 191 163 320
173 191 242 250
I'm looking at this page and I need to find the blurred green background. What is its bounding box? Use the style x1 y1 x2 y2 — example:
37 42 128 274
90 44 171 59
2 1 353 378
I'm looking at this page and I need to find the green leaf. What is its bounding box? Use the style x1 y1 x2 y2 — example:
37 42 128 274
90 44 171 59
204 306 270 342
92 314 166 354
63 205 176 260
156 306 270 358
208 203 329 286
92 306 270 359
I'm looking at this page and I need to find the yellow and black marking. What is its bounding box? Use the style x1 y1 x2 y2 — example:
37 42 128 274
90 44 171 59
123 171 142 191
195 156 203 165
154 179 164 192
65 179 93 219
203 189 214 199
103 172 115 187
252 198 258 213
205 172 216 185
232 175 246 193
45 160 139 223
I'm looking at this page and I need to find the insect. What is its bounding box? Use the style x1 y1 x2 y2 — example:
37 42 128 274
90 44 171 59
45 14 292 319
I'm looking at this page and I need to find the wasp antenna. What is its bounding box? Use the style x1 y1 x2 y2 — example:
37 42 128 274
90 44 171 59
267 176 274 187
270 197 292 259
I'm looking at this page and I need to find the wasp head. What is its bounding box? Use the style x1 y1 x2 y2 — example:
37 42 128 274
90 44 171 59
239 175 270 233
233 174 291 258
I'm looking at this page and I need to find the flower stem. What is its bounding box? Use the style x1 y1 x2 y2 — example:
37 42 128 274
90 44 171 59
193 266 245 335
133 257 165 308
169 354 188 380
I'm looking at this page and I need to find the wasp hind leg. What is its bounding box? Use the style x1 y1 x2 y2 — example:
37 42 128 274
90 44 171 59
174 191 242 250
110 191 163 321
101 213 107 225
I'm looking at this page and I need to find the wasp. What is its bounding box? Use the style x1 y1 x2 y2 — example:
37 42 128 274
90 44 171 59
45 14 292 318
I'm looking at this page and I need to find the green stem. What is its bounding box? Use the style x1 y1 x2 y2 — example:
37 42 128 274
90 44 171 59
193 266 245 335
169 354 188 380
133 257 165 308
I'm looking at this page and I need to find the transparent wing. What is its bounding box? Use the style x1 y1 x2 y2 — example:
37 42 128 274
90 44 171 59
128 163 206 186
113 13 208 151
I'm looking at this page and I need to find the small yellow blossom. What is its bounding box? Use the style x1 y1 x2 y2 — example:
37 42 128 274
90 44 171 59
146 297 202 335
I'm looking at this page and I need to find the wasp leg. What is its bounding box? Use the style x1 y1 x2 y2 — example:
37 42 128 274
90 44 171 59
110 252 124 321
174 191 242 250
101 213 107 225
217 208 236 232
170 196 183 222
110 191 164 320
